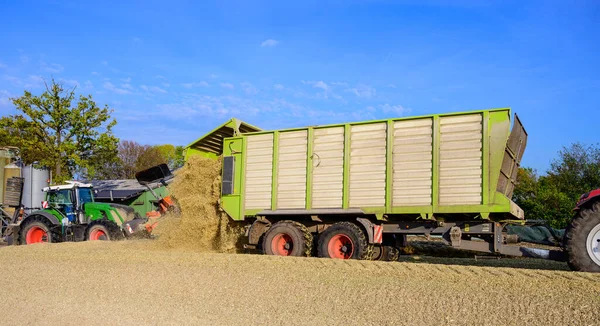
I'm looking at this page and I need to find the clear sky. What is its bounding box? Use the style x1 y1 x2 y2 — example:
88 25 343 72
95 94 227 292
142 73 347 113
0 0 598 173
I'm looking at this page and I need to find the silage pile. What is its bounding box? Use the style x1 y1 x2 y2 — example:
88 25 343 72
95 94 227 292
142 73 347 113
152 156 244 253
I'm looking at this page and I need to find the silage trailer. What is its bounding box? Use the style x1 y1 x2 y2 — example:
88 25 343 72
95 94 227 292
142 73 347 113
185 108 600 272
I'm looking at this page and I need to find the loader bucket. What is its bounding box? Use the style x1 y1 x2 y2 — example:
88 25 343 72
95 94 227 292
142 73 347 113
497 114 527 199
135 164 172 185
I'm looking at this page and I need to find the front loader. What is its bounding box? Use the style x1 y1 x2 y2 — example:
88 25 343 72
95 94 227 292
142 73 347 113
135 163 179 222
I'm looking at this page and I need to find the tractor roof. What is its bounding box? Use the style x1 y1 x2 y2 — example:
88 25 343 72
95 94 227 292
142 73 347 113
43 181 93 191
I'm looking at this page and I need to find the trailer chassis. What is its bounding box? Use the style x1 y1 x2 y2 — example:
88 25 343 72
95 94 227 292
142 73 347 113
245 216 567 262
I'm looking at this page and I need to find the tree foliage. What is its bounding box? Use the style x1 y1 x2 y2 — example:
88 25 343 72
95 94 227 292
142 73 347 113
513 143 600 228
155 144 185 170
95 141 183 179
0 79 118 182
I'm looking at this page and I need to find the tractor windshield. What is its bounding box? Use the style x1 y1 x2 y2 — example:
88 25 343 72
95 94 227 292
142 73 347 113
47 189 73 206
78 188 94 205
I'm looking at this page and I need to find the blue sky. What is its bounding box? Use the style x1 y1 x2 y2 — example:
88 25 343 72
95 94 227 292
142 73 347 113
0 0 598 173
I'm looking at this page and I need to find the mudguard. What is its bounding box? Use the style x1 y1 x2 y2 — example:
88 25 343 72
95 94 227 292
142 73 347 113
575 189 600 210
23 211 61 226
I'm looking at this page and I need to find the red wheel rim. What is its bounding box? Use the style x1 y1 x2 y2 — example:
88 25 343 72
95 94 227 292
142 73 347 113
26 226 48 244
271 233 293 256
328 234 354 259
89 229 108 241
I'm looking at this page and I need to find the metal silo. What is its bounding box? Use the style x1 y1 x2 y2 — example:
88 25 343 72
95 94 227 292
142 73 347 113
21 165 49 212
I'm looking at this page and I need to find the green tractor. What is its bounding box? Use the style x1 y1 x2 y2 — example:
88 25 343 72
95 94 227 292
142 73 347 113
8 181 153 245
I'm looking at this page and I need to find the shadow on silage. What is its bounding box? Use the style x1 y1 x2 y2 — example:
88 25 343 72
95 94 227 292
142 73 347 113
397 241 570 271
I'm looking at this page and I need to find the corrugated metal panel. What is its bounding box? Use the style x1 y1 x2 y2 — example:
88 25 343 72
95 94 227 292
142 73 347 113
277 130 307 209
245 133 273 209
392 118 433 206
498 115 527 199
312 127 344 208
349 123 386 207
439 114 483 205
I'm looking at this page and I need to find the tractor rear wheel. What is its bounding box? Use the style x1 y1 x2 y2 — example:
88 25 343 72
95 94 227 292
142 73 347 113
20 220 53 244
262 221 312 257
565 200 600 272
318 222 371 260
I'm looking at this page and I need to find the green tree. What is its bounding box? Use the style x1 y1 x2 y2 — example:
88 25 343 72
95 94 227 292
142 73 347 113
513 143 600 228
0 78 118 182
136 145 166 172
155 144 185 170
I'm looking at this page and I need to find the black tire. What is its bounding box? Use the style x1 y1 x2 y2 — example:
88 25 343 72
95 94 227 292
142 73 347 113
86 221 123 241
262 221 312 257
565 200 600 272
372 245 399 261
318 222 371 260
387 246 400 262
19 216 54 245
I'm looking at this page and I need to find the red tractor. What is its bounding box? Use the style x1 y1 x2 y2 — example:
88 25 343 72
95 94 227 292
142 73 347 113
565 189 600 272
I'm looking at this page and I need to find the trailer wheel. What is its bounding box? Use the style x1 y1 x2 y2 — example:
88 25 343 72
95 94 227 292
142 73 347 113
318 222 370 260
20 217 54 244
372 245 399 261
565 201 600 272
262 221 312 257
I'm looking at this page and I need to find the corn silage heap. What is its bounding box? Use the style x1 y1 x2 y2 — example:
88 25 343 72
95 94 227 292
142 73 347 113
153 156 243 252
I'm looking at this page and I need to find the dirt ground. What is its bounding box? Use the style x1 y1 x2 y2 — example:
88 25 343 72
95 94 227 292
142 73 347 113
1 241 598 326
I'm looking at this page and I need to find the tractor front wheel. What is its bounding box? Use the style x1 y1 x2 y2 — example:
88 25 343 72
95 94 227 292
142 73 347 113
86 224 111 241
565 200 600 272
86 222 122 241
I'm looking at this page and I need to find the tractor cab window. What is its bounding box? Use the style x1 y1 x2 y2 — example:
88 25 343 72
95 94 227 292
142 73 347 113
47 189 73 206
46 189 76 221
78 188 94 206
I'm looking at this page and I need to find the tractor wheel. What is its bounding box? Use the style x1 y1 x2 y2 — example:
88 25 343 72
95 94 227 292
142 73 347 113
86 223 111 241
565 200 600 272
262 221 312 257
372 245 399 261
86 221 122 241
318 222 371 260
20 218 53 245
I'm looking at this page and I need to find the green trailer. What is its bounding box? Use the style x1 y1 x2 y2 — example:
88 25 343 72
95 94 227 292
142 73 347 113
190 108 572 264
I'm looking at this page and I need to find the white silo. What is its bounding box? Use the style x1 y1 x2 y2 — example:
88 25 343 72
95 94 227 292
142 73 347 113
21 165 50 212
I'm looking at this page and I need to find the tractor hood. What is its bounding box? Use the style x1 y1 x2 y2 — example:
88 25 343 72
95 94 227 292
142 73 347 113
84 202 143 225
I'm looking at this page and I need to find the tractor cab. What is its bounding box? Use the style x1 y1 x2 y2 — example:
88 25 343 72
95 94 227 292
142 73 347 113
43 182 94 224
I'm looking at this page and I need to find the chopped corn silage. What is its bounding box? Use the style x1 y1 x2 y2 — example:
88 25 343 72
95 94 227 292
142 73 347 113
151 156 244 252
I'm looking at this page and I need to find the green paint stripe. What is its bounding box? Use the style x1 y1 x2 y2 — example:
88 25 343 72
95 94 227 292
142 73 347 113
271 131 279 210
385 119 394 212
306 128 314 210
390 206 434 214
244 108 511 136
482 111 490 205
240 137 247 219
432 116 440 211
343 124 351 209
244 208 263 216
